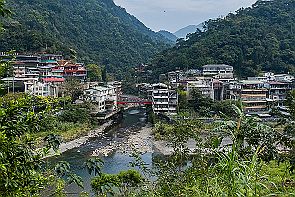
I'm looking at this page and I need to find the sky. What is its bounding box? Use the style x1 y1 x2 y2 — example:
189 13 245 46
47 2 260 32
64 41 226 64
113 0 257 32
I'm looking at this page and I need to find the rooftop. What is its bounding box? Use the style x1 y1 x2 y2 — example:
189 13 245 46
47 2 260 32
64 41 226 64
152 83 168 89
42 78 65 82
203 64 233 69
268 81 288 85
240 80 264 85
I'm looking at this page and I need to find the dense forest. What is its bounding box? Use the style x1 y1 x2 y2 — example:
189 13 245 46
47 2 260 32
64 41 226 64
151 0 295 78
0 0 171 78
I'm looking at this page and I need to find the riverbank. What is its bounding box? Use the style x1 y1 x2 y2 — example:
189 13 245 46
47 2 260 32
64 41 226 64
47 120 113 157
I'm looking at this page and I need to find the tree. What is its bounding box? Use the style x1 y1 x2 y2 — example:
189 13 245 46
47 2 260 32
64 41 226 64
0 94 60 196
86 64 102 82
102 65 107 83
61 77 83 101
0 0 10 18
189 89 214 117
0 0 170 80
150 0 295 79
91 169 144 196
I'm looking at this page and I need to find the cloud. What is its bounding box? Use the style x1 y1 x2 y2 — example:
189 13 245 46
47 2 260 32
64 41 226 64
114 0 257 32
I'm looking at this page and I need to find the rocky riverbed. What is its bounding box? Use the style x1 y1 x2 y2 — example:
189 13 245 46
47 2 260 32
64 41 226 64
46 121 113 157
91 124 177 157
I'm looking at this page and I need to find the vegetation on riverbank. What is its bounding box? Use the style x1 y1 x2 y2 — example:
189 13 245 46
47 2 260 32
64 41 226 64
86 99 295 197
1 93 295 197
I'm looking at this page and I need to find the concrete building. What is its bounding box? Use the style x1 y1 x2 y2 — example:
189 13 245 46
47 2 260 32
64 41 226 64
26 81 61 97
224 81 241 100
108 81 123 97
149 83 178 115
56 60 87 81
83 85 118 113
12 55 40 79
203 64 234 79
240 80 268 114
274 74 294 83
266 81 292 107
167 71 183 82
186 78 213 99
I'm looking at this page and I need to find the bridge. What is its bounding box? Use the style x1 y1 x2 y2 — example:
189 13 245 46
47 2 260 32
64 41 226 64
117 95 152 105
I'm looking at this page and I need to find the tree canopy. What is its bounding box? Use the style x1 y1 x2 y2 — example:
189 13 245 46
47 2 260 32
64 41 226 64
0 0 171 79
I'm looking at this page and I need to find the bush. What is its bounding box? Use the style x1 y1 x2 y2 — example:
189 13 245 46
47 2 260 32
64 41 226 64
58 107 91 124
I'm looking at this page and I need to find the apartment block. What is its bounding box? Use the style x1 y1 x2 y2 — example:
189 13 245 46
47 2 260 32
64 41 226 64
12 55 40 79
240 80 268 113
203 64 234 79
149 83 178 115
83 85 118 113
186 78 213 99
266 81 292 107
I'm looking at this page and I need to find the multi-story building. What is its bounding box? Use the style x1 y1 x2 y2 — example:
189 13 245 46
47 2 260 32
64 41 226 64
266 81 292 107
26 81 60 97
12 55 40 79
56 60 87 81
168 71 183 82
248 72 294 83
108 81 122 97
149 83 178 115
240 80 268 113
203 64 234 79
274 74 294 83
186 78 213 99
38 54 61 78
224 81 241 100
83 85 117 113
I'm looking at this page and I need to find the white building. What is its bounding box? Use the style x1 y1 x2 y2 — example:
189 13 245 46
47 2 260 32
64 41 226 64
26 81 60 97
149 83 178 115
274 74 294 83
203 64 234 79
186 79 213 99
107 81 122 97
248 72 294 83
83 85 117 113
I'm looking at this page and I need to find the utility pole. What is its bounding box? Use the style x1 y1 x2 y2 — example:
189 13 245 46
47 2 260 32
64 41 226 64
12 77 15 93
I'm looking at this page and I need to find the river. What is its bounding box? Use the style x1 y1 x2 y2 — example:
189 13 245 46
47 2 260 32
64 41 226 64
48 107 153 196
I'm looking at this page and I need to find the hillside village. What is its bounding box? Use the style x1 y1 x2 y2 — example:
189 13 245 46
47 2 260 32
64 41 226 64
138 64 294 117
1 52 294 118
2 0 295 196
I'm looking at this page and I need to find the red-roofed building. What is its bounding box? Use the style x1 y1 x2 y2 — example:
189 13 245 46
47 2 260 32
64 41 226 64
42 78 65 83
54 61 87 81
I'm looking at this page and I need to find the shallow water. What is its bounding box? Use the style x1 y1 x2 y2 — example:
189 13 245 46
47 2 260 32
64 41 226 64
48 107 152 196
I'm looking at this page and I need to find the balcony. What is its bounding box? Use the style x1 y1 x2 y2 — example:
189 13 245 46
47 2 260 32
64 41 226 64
153 95 168 99
154 102 169 105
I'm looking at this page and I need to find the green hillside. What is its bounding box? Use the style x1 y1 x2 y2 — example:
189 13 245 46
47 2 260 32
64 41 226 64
0 0 170 78
151 0 295 78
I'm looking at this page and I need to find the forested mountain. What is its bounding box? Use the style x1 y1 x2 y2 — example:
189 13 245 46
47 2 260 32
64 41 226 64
158 30 178 42
151 0 295 78
174 23 204 38
0 0 171 77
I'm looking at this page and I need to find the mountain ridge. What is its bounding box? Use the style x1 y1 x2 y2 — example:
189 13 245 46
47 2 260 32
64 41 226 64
157 30 178 42
174 23 204 38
